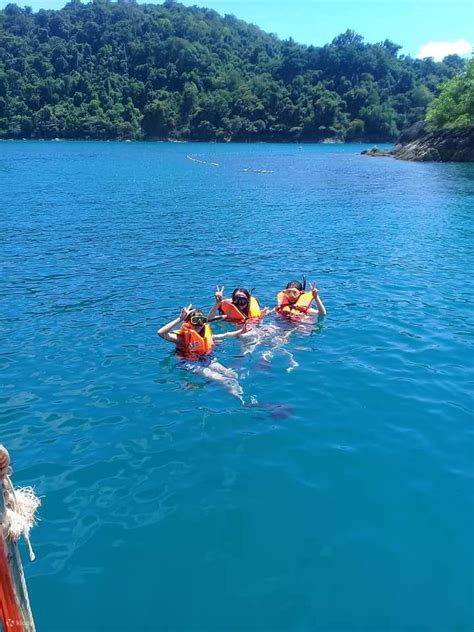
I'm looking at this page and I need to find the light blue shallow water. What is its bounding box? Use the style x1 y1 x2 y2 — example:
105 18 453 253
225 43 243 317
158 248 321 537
1 141 473 632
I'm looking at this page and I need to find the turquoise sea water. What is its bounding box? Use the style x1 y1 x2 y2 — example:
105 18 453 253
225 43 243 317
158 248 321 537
1 141 473 632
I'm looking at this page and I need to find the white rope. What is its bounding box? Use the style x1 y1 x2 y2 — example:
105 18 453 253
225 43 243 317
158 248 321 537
1 447 41 561
5 480 41 561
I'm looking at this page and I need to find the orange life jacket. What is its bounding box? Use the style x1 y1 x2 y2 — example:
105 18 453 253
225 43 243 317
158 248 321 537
175 322 214 357
276 291 314 318
219 296 261 323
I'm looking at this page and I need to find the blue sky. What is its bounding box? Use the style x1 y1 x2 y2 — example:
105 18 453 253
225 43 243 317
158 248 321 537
180 0 473 59
1 0 472 59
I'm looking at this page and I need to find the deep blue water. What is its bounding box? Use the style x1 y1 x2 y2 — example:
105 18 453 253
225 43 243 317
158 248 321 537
1 141 473 632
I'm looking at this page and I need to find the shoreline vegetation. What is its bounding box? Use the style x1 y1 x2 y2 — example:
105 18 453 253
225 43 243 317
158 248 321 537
0 136 395 144
362 60 474 162
0 0 466 143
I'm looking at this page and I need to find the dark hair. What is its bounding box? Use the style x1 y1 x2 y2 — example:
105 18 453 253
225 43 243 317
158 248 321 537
285 275 306 291
231 287 253 316
231 287 251 302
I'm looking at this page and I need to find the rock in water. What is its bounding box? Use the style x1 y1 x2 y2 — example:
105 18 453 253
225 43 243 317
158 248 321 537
360 147 393 158
361 147 393 157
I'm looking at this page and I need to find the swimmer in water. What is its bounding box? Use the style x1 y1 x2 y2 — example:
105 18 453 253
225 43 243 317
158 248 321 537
246 277 325 371
208 286 270 324
276 278 326 319
157 305 246 357
157 305 249 401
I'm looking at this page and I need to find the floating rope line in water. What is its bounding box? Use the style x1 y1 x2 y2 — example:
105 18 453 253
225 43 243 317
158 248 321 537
242 168 274 174
186 155 219 167
186 155 274 172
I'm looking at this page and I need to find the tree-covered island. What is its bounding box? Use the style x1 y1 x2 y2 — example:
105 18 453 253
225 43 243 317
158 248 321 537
392 59 474 161
0 0 467 141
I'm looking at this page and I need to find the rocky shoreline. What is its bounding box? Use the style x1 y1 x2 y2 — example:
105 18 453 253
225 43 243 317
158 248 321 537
392 122 474 162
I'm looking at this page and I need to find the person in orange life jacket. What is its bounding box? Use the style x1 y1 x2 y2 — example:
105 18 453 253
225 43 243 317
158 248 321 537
157 305 246 357
208 286 270 324
276 279 327 317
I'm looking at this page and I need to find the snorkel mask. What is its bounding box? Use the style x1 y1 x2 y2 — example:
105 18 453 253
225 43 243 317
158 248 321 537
233 295 249 308
189 313 207 327
232 287 253 311
187 310 224 328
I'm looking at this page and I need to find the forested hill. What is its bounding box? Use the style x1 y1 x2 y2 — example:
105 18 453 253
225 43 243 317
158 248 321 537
0 0 466 141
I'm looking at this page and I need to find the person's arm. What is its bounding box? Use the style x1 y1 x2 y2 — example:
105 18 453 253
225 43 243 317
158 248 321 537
213 320 251 340
157 305 193 343
208 285 224 320
310 282 326 316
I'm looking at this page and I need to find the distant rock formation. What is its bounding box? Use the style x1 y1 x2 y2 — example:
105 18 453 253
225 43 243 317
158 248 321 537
393 122 474 162
361 147 393 157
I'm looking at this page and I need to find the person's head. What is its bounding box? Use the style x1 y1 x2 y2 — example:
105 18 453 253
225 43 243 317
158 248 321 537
231 288 251 315
284 278 305 303
185 309 207 334
286 280 303 291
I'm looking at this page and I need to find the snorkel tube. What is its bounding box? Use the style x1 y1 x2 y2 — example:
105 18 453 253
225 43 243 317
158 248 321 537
207 315 225 323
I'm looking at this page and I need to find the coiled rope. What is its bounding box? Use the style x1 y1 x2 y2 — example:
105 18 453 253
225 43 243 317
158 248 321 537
0 446 40 561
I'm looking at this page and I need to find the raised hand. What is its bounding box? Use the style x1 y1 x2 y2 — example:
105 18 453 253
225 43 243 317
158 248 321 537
310 282 319 299
179 304 194 321
215 285 224 303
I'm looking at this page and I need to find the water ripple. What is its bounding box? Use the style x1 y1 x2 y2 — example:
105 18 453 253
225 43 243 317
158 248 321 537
1 142 473 631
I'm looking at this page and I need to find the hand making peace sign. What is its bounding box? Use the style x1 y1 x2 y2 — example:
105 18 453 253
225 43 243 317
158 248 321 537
179 304 194 321
215 285 224 303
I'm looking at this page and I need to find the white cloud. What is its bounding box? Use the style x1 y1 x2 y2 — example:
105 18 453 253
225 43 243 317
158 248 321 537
416 39 472 61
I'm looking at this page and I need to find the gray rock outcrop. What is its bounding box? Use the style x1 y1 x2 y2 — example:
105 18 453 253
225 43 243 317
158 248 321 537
393 122 474 162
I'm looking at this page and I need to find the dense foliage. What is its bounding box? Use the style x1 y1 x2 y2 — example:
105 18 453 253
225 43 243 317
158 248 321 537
0 0 466 141
426 59 474 129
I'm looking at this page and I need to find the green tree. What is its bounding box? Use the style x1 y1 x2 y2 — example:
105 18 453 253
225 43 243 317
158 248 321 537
426 59 474 128
0 1 465 141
